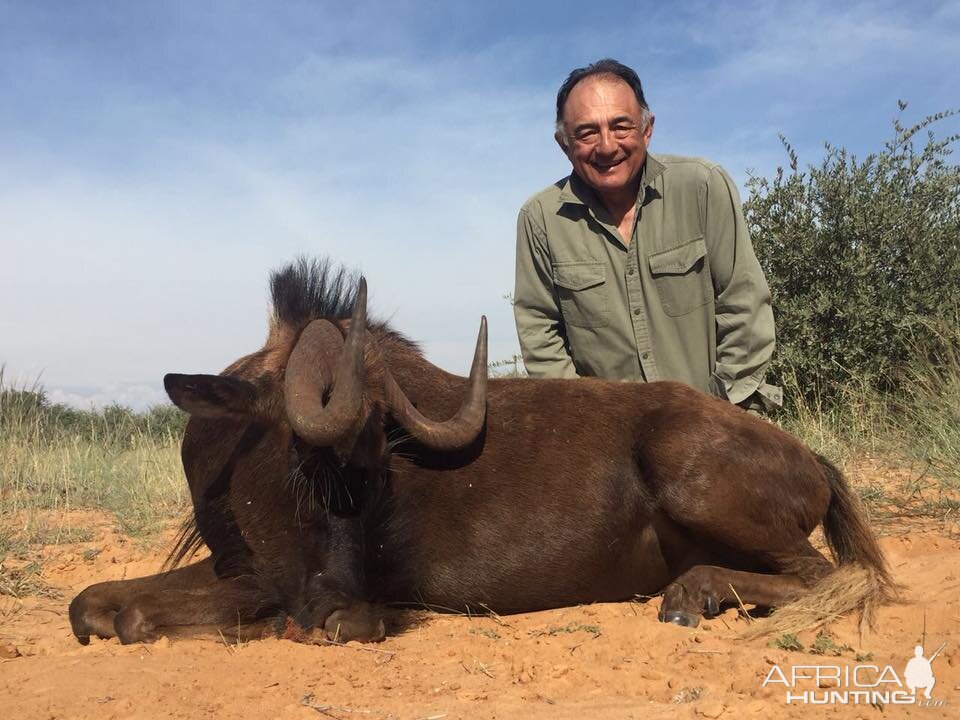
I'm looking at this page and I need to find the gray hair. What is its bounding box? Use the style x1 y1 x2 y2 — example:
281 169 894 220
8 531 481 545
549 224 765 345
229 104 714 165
554 58 651 145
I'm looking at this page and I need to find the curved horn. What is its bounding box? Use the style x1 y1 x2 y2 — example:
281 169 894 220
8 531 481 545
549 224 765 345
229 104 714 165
284 278 368 445
384 316 487 450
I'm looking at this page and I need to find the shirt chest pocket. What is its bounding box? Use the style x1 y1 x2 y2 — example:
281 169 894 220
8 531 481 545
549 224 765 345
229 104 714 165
553 262 609 328
647 237 712 317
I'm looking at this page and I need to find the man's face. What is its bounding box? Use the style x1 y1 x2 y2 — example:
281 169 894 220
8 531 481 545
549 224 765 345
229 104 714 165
556 76 653 200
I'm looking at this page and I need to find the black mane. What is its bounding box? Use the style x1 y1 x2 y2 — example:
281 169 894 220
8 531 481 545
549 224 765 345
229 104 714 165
270 256 361 326
269 256 419 351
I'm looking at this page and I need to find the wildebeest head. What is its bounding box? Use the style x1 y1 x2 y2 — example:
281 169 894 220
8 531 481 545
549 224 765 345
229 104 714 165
163 258 488 467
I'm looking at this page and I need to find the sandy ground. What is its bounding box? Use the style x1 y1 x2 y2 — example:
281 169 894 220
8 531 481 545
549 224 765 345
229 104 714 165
2 471 959 720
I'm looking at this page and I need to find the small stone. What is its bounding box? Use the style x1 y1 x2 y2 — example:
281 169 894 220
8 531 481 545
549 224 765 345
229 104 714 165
153 636 171 649
695 700 727 718
514 657 536 684
0 641 21 659
745 700 767 714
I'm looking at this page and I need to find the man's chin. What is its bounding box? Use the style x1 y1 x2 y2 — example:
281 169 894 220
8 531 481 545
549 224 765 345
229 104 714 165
583 172 632 193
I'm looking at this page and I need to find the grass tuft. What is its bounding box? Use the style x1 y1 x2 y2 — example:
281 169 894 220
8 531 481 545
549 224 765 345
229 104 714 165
771 633 804 652
0 560 61 599
0 370 188 540
773 317 960 524
809 632 853 656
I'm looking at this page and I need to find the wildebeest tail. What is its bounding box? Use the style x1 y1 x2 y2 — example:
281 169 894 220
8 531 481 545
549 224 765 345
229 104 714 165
817 453 893 589
741 454 899 639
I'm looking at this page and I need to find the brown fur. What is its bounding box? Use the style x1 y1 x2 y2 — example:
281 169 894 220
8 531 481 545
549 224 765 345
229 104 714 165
68 262 896 645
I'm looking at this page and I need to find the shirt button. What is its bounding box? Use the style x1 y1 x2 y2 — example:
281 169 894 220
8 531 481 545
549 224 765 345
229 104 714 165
627 268 635 276
633 308 641 315
642 352 650 360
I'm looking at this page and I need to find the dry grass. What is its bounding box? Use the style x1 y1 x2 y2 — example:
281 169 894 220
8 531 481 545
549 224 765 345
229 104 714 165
0 559 61 600
0 372 187 547
774 322 960 526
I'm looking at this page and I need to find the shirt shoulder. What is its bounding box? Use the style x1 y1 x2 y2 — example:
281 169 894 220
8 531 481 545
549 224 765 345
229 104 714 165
519 177 570 216
651 153 724 187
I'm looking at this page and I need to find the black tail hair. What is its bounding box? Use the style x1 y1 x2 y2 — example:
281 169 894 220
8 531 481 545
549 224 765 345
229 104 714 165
818 454 894 589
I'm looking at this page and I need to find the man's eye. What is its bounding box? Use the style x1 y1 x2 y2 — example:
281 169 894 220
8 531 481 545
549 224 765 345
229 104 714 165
576 130 598 141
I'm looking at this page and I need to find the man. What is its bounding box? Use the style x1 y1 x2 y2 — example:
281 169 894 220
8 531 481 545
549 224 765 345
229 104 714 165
513 58 781 411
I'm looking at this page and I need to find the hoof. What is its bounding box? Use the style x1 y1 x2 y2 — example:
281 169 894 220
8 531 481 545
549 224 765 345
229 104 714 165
69 592 115 644
704 595 721 618
323 607 386 643
658 609 701 628
114 606 156 645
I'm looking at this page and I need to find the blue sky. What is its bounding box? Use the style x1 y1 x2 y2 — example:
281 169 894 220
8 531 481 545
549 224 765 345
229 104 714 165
2 0 958 408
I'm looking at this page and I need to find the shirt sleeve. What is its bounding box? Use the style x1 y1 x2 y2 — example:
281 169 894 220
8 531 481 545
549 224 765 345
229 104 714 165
513 205 579 378
702 166 779 406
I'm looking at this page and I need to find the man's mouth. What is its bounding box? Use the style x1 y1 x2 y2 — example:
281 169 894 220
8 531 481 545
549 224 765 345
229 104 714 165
592 158 623 172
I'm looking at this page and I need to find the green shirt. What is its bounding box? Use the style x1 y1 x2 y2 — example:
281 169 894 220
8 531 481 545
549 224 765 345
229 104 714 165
513 153 781 408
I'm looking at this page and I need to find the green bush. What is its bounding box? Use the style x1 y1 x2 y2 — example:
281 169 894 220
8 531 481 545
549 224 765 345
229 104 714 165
744 103 960 407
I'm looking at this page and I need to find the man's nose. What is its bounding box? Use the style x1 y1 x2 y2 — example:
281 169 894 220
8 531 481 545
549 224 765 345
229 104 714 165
595 128 618 155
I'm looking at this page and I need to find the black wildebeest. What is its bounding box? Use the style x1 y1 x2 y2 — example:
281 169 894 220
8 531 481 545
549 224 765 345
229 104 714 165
70 258 894 645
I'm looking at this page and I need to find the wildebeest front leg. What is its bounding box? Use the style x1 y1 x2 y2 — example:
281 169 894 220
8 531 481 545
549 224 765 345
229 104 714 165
70 558 270 644
298 514 385 643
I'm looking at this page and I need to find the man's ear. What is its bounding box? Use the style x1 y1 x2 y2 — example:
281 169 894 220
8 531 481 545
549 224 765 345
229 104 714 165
642 113 655 148
164 373 258 418
555 130 573 160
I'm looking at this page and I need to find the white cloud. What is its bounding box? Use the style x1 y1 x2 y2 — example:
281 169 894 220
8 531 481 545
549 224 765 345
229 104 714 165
2 1 958 405
46 383 169 411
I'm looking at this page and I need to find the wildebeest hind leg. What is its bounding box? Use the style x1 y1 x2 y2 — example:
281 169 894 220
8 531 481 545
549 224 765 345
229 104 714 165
659 541 833 627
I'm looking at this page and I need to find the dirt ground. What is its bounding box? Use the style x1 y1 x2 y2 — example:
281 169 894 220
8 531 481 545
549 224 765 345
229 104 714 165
2 465 958 720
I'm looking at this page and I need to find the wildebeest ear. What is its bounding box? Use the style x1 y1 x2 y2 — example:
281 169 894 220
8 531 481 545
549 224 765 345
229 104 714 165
163 373 259 418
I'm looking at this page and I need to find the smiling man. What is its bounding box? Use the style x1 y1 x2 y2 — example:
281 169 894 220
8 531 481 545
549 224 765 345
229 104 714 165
514 58 781 411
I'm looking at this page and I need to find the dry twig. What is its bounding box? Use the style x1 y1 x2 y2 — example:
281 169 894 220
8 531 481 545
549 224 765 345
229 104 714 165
300 693 379 717
728 583 754 623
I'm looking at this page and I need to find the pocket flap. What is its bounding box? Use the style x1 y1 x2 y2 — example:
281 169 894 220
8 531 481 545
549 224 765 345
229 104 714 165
648 237 707 275
553 262 606 291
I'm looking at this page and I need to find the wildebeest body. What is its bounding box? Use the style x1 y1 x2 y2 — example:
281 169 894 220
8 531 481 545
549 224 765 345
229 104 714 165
69 258 891 645
366 368 829 612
